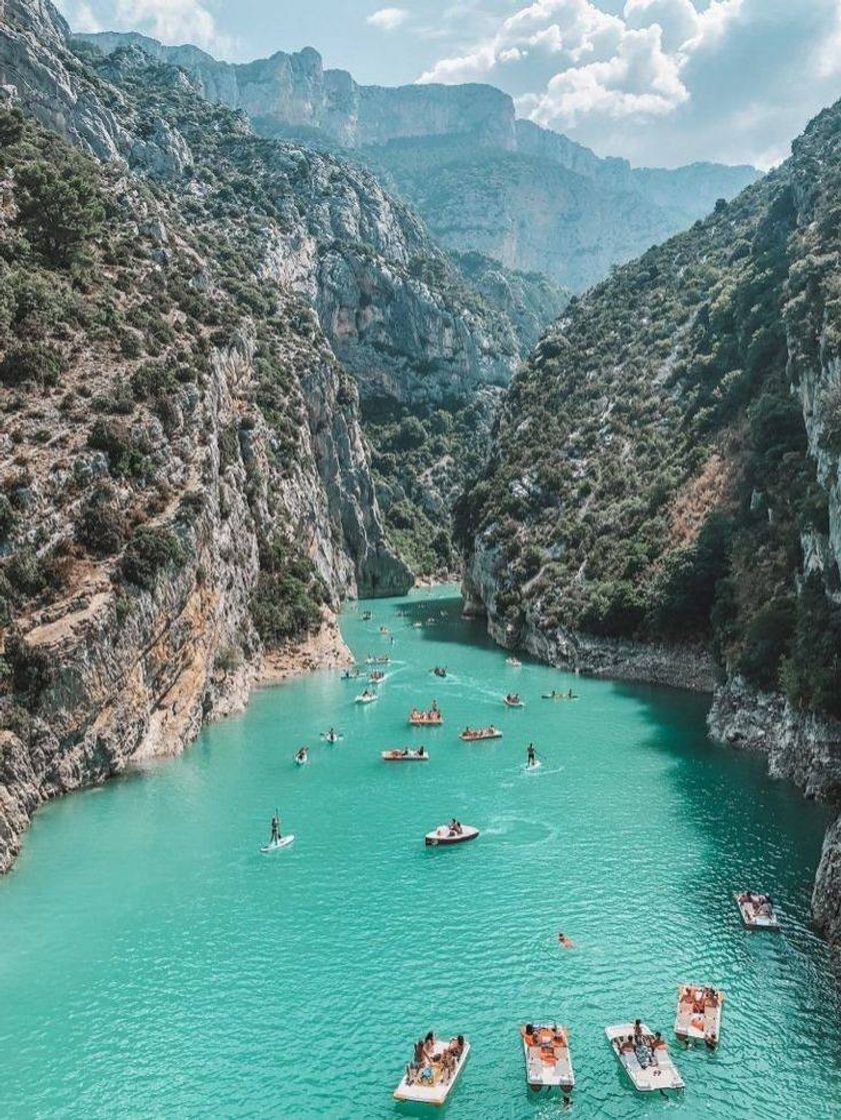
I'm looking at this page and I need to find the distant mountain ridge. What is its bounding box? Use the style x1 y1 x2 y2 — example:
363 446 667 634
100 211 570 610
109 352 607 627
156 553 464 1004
78 33 759 291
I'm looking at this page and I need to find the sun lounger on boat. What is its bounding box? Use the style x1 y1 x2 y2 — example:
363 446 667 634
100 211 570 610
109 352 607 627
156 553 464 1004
521 1024 574 1090
393 1035 470 1105
605 1023 684 1091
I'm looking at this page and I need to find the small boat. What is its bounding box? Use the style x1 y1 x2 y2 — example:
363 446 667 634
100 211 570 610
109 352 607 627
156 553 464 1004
542 690 578 700
521 1023 575 1091
413 621 423 629
605 1023 685 1092
409 705 443 726
294 748 309 766
393 1034 470 1105
355 689 378 704
674 985 724 1048
735 892 780 929
369 670 385 683
382 748 429 762
260 835 295 854
425 824 479 846
504 693 524 707
379 626 390 636
362 610 372 621
321 730 343 743
506 656 522 667
375 655 390 664
459 726 502 741
432 666 447 678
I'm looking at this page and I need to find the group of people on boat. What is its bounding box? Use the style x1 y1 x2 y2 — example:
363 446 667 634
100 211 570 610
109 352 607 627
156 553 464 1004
447 819 465 836
405 1033 465 1087
392 747 427 759
616 1021 668 1068
505 692 523 706
543 688 578 700
409 700 442 723
737 891 774 921
459 725 500 740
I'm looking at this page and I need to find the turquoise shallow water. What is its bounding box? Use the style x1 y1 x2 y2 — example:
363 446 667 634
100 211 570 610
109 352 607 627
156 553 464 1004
1 587 840 1119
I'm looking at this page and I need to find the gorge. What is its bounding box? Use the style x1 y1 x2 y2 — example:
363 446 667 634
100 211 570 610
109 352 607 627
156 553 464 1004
0 0 840 983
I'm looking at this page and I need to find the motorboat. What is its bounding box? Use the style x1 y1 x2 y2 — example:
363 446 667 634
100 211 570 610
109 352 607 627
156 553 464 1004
674 985 724 1048
458 727 502 741
432 666 447 678
425 823 479 847
521 1023 574 1091
734 892 780 929
393 1034 470 1105
605 1023 685 1091
504 693 524 707
369 670 385 683
382 748 429 762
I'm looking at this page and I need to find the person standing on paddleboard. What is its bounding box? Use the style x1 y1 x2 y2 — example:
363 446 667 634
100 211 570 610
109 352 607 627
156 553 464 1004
527 743 536 767
270 813 281 843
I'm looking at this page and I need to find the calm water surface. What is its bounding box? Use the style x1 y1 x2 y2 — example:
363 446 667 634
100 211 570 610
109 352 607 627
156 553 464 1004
1 588 839 1119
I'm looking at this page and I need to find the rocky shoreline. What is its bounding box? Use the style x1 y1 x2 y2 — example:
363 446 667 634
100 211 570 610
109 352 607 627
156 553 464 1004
464 567 841 953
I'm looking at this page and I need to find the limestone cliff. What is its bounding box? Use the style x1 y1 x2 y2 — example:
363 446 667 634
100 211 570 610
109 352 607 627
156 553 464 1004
0 0 422 870
460 100 841 949
77 32 757 293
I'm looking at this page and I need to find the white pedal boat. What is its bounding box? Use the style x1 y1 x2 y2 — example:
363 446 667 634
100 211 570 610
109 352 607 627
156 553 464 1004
355 690 378 704
735 892 780 929
382 748 428 762
605 1023 685 1091
260 835 295 854
459 727 502 741
425 824 479 847
393 1035 470 1105
675 985 724 1047
521 1024 574 1091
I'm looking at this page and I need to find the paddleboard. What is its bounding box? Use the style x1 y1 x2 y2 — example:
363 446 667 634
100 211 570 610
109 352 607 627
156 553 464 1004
261 835 295 854
525 760 542 772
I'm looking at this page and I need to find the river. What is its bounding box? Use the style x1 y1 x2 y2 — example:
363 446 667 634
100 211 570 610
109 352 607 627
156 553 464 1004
0 587 839 1118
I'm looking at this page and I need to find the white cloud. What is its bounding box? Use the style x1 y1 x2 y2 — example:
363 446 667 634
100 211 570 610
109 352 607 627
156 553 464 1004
56 0 233 54
367 7 410 32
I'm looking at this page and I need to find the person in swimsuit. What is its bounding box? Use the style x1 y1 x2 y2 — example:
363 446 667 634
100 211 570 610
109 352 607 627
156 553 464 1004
527 743 536 766
270 814 280 843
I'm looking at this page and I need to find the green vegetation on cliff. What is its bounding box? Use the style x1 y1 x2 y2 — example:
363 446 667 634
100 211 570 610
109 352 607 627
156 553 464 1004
462 103 841 717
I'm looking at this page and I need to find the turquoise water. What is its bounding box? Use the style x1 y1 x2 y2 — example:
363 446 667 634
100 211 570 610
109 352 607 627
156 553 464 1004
1 587 840 1119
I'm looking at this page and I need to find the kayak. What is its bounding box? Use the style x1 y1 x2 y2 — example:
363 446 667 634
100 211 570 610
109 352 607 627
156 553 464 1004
260 835 295 854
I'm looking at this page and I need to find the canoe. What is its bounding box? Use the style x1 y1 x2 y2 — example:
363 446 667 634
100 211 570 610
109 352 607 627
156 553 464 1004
674 985 724 1047
393 1035 470 1105
382 749 429 762
734 892 780 929
521 1024 574 1091
605 1023 684 1091
260 835 295 854
425 825 479 847
459 728 502 741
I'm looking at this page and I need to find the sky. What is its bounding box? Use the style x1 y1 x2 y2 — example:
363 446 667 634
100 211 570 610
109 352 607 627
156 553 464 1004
53 1 841 169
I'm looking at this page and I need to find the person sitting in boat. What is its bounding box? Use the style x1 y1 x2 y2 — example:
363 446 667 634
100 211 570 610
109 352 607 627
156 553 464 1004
651 1031 667 1050
270 814 281 843
295 748 307 763
619 1036 635 1054
527 743 536 766
448 1035 465 1059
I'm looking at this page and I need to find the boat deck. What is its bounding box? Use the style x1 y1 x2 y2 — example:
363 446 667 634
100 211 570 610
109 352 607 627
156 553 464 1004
735 893 780 929
393 1037 470 1105
674 986 724 1045
606 1023 684 1091
521 1024 574 1089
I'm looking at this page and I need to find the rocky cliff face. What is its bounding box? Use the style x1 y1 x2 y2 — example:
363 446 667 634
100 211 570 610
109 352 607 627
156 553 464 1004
0 0 430 870
77 32 757 293
460 101 841 949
